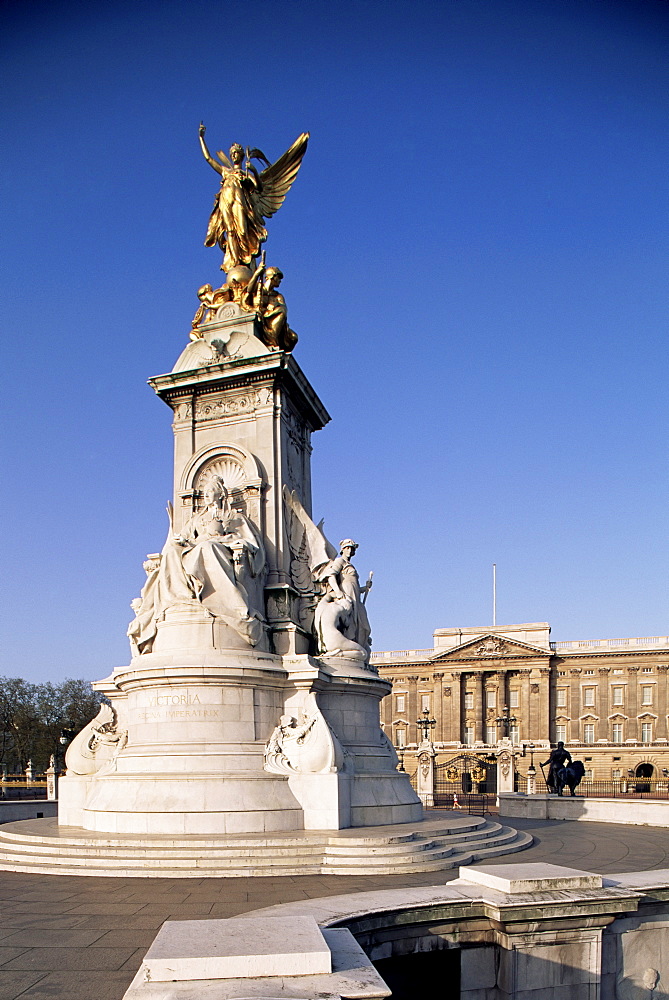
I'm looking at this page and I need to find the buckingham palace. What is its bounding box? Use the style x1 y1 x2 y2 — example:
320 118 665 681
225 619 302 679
373 622 669 786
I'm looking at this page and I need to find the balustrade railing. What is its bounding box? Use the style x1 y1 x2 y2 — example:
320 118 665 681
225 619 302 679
0 777 48 800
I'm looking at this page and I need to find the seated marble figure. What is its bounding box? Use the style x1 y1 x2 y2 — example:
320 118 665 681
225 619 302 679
128 476 266 652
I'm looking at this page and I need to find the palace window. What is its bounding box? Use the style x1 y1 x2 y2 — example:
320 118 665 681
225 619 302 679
584 724 595 744
486 725 497 744
555 724 567 742
510 726 520 745
612 768 622 780
643 667 653 673
557 689 567 707
486 689 496 709
641 722 653 743
641 686 653 705
509 690 519 709
583 688 596 707
421 694 430 712
613 668 623 674
612 723 623 743
464 692 474 709
583 670 594 675
464 726 474 746
396 728 406 748
585 768 594 781
612 687 624 706
395 695 406 713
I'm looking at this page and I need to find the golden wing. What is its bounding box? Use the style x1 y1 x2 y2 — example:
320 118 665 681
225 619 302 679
253 132 309 219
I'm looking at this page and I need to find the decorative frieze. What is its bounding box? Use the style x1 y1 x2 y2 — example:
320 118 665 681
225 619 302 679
173 389 272 422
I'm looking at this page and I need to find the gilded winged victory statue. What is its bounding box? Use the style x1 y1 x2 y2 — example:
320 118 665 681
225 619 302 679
199 125 309 272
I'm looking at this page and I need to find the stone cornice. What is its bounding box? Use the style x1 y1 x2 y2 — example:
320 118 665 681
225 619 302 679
149 353 331 432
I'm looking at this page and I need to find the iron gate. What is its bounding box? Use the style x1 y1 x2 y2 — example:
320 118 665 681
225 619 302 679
434 753 497 805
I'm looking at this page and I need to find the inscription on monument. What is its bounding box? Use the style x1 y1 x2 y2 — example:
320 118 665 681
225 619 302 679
136 688 222 724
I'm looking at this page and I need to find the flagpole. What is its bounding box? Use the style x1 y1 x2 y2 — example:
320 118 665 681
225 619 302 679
492 563 497 627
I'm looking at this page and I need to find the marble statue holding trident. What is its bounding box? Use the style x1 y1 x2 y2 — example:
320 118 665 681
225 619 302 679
283 488 374 668
199 125 309 272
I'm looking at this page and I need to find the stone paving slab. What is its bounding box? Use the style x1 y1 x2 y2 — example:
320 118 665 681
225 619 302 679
0 814 668 999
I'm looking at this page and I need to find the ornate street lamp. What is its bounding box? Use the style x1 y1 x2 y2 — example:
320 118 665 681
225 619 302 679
56 729 76 774
495 705 517 739
416 708 436 743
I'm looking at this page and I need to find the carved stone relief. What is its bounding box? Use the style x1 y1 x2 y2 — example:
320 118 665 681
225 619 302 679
65 704 128 776
264 695 344 775
173 389 272 423
474 638 508 656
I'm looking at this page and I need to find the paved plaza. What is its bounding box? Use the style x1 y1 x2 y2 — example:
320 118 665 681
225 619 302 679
0 814 668 1000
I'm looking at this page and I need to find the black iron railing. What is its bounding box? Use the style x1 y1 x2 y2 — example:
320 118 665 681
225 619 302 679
564 779 669 799
433 792 492 815
511 778 669 799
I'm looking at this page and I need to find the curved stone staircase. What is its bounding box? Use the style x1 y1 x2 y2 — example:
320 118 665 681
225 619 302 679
0 813 532 877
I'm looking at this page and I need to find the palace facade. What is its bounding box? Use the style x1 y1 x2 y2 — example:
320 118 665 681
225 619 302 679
373 623 669 784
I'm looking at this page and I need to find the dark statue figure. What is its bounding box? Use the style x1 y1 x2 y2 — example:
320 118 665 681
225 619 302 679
541 741 572 794
554 760 586 797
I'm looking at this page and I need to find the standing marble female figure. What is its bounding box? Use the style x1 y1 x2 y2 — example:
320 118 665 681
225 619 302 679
315 539 372 660
128 477 266 651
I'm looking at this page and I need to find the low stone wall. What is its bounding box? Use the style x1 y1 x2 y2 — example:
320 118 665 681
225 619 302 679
122 863 669 1000
0 800 57 825
498 792 669 825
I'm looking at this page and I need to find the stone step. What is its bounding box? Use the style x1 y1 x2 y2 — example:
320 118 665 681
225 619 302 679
432 820 505 844
322 828 524 868
0 816 532 878
0 828 502 863
444 830 535 867
0 837 327 860
323 831 534 877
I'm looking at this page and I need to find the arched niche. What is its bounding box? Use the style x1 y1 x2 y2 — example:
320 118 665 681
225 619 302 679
179 444 265 530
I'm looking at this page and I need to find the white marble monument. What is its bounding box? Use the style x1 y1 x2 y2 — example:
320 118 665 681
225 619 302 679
58 130 421 836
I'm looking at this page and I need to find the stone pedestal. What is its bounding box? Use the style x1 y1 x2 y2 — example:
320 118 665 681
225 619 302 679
416 742 436 808
59 327 421 835
496 739 519 798
46 765 56 802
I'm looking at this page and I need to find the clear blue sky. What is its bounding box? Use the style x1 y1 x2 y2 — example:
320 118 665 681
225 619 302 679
1 0 667 683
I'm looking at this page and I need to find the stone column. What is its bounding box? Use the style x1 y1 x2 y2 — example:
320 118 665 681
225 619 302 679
528 670 542 741
538 667 551 740
433 672 445 742
474 671 485 743
658 665 669 740
446 670 461 744
569 667 582 743
598 667 610 741
500 669 510 726
521 670 533 740
627 666 639 740
460 671 474 745
416 744 436 807
407 675 419 744
485 672 499 745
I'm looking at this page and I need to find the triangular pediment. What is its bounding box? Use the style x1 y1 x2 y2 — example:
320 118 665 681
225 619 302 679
432 633 552 661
